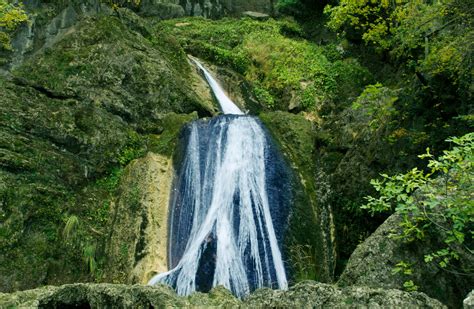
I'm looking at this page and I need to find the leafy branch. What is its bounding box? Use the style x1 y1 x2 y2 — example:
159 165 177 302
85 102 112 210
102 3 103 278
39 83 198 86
362 132 473 287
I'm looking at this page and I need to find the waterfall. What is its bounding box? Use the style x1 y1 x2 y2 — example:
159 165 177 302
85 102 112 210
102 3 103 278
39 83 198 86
148 58 290 298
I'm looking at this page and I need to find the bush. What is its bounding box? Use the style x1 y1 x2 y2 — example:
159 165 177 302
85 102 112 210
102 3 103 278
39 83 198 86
0 0 28 50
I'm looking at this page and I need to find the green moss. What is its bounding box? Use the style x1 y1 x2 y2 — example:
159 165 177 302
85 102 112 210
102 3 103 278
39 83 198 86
0 10 209 291
147 112 198 157
260 111 334 283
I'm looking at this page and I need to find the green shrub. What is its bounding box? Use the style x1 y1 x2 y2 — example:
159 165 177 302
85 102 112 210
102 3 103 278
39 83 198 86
0 0 28 50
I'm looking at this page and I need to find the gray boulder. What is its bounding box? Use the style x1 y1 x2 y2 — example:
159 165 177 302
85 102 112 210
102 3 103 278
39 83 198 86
464 290 474 309
137 1 185 19
242 11 270 20
338 214 474 308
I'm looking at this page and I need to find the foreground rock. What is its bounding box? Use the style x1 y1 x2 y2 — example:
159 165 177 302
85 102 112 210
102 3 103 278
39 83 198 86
0 281 444 308
338 214 474 308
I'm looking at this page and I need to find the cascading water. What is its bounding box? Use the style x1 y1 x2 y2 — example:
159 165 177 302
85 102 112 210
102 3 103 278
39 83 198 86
148 58 291 298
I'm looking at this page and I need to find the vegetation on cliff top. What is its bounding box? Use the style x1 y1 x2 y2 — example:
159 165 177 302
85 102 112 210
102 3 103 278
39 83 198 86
155 17 371 112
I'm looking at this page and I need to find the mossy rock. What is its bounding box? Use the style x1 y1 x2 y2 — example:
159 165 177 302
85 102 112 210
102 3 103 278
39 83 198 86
0 11 209 292
0 282 445 308
259 111 336 284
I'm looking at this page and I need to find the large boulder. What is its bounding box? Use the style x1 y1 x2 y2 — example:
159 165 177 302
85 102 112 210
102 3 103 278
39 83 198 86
137 1 185 19
338 214 474 308
179 0 274 18
245 281 445 308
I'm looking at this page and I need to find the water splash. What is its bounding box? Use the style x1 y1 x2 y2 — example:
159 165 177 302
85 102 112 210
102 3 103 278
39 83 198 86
148 58 289 298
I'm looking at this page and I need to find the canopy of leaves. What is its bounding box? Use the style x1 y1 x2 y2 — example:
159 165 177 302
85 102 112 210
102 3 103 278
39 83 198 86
325 0 473 98
0 0 28 50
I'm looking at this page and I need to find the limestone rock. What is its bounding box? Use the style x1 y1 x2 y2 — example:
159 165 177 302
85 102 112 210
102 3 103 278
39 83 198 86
464 290 474 309
0 13 208 292
221 0 274 16
137 1 185 19
179 0 274 18
105 153 173 284
338 214 474 308
246 281 445 308
242 11 270 20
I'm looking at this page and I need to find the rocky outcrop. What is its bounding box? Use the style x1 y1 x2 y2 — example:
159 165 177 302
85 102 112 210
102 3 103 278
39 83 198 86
178 0 274 18
0 281 445 308
338 214 474 308
242 11 270 20
105 153 173 284
137 1 185 19
245 281 445 308
7 2 109 70
0 12 211 292
220 0 274 16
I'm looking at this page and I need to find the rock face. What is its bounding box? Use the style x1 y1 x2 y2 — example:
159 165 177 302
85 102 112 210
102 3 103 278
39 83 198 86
0 281 445 308
241 11 270 20
137 1 185 19
245 281 445 308
105 153 173 284
338 214 474 308
0 11 212 292
260 112 336 284
178 0 274 18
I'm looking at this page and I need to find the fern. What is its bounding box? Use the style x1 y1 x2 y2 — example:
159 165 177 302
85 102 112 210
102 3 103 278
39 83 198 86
63 215 79 240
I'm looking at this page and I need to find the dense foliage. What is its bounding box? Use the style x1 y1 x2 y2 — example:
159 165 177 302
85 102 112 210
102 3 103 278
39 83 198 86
156 17 371 112
0 0 27 50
